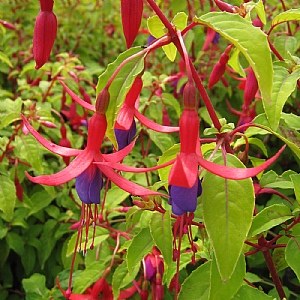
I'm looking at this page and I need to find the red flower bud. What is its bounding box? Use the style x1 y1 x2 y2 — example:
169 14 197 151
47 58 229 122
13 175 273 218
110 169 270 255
33 0 57 69
121 0 143 48
244 67 258 107
95 88 110 114
214 0 238 13
183 81 197 110
0 20 16 30
208 44 232 89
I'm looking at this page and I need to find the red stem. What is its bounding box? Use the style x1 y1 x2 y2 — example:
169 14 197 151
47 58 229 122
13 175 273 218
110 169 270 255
258 236 286 299
146 0 222 130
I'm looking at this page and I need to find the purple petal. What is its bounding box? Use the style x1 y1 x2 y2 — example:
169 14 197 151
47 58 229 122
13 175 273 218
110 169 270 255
168 178 202 216
76 164 103 204
145 256 156 281
114 120 136 150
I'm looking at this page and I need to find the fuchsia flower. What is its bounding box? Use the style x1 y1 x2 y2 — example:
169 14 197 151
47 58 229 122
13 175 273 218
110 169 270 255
114 76 142 149
22 112 162 199
33 0 57 69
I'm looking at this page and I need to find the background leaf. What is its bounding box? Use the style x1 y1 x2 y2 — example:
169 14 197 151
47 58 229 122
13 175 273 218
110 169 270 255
201 154 254 281
0 175 16 222
285 236 300 282
248 204 293 237
178 261 211 300
209 254 245 300
127 227 154 273
232 284 273 299
269 65 300 130
150 211 172 266
22 273 50 300
272 9 300 27
112 261 140 299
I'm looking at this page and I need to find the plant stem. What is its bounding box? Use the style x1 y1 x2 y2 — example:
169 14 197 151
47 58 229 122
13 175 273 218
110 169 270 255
258 236 286 299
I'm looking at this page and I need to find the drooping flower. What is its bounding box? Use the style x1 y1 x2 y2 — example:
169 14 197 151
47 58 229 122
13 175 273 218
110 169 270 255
22 112 162 199
114 76 142 149
33 0 57 69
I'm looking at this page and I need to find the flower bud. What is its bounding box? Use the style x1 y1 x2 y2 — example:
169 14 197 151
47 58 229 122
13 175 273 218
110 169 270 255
0 20 16 30
214 0 238 13
121 0 143 48
244 67 258 107
33 0 57 69
95 88 110 114
183 81 197 110
208 44 232 89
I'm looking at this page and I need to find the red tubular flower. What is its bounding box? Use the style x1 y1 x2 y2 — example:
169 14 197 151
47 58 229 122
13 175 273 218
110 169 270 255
121 0 143 48
33 0 57 69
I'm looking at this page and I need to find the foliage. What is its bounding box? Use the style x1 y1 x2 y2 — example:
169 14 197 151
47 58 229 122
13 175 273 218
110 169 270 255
0 0 300 300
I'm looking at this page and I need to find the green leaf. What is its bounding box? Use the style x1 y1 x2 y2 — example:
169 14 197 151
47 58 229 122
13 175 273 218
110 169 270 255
162 93 181 118
164 252 198 287
234 137 268 157
248 204 293 237
274 36 297 59
147 12 187 62
21 245 36 275
73 261 107 294
22 273 51 300
127 227 154 274
6 232 24 256
201 154 254 281
14 135 43 173
172 12 188 31
157 143 180 182
253 0 266 25
290 174 300 205
209 254 245 299
0 51 13 68
38 219 58 268
232 284 273 299
285 236 300 281
228 48 246 78
269 65 300 130
0 175 16 222
96 47 146 147
147 15 166 39
272 9 300 27
249 113 300 159
178 262 211 300
66 227 109 257
147 130 174 153
112 261 140 299
194 12 273 118
150 211 172 266
24 190 54 217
